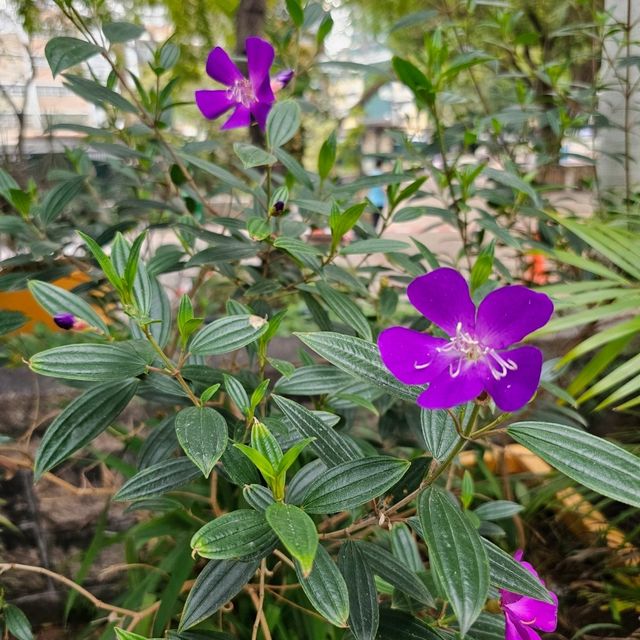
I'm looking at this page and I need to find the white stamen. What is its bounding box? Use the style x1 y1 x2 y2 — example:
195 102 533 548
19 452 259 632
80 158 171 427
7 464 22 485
449 357 463 378
226 78 257 108
413 359 432 370
434 322 519 381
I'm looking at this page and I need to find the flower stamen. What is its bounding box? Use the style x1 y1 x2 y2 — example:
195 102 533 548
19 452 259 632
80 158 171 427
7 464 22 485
436 321 519 380
226 78 257 108
413 359 432 370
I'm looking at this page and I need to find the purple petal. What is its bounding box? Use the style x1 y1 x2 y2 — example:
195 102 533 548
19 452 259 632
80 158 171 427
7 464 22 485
502 552 558 632
504 614 541 640
378 327 449 385
417 361 485 409
250 100 274 131
205 46 243 86
505 596 558 633
246 37 275 103
475 285 553 349
221 105 252 129
195 90 235 120
407 268 476 336
483 346 542 412
272 68 294 92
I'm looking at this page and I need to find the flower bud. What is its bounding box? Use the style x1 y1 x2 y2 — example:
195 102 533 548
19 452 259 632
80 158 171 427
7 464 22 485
271 69 294 93
53 313 88 331
53 313 75 330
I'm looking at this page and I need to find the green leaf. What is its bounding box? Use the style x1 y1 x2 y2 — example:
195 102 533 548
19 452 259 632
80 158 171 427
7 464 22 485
470 242 495 292
273 236 320 255
200 383 220 404
483 167 539 205
274 148 313 189
357 540 434 606
111 233 153 315
295 332 423 401
179 153 252 192
243 484 275 512
219 443 260 486
250 379 270 410
482 539 554 603
302 456 409 513
277 438 314 475
4 604 33 640
124 231 147 292
28 280 109 335
315 282 372 341
266 100 301 149
63 74 137 114
29 341 152 381
265 502 318 575
191 510 276 561
175 407 227 478
115 630 160 640
190 315 268 355
273 365 352 396
294 544 349 627
0 167 19 200
103 21 145 43
223 376 249 417
0 310 26 335
77 231 124 293
39 176 85 225
34 378 138 480
392 56 434 106
420 408 460 461
507 421 640 508
391 522 423 573
474 501 523 521
286 0 304 26
45 37 102 77
338 541 379 640
179 559 259 630
376 610 443 640
233 142 276 168
272 394 360 467
251 419 283 468
340 238 410 255
329 202 366 250
418 487 489 635
234 443 277 480
114 458 201 501
317 12 334 44
318 130 337 180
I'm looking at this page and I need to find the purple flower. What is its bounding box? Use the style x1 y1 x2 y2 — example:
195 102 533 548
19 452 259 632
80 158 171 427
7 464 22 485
271 69 294 92
500 551 558 640
377 268 553 412
53 313 88 331
53 313 76 330
195 37 275 130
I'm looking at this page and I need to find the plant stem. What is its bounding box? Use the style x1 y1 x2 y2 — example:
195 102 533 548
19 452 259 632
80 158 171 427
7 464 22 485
141 324 201 407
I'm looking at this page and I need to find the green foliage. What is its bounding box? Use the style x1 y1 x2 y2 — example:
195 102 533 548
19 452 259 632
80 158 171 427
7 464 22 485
2 2 638 638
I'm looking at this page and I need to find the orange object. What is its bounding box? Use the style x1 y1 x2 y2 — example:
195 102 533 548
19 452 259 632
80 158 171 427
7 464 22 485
0 271 97 334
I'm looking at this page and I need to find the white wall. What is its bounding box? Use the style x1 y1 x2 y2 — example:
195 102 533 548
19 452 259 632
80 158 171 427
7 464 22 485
597 0 640 194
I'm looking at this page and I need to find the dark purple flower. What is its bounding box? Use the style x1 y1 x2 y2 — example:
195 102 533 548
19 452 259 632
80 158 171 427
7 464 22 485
377 268 553 412
53 313 76 330
500 551 558 640
195 37 275 130
271 69 294 92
